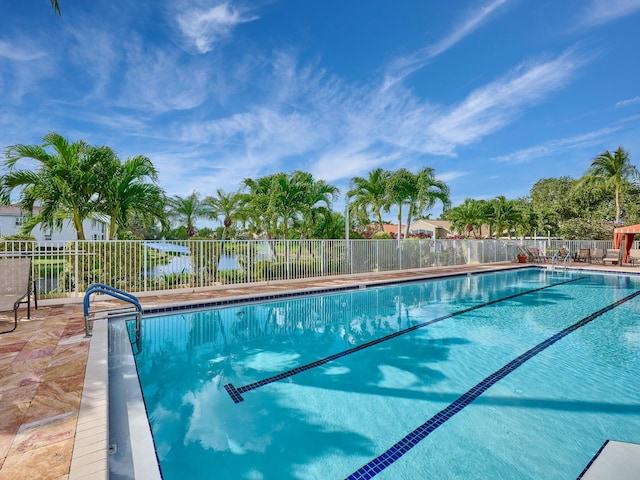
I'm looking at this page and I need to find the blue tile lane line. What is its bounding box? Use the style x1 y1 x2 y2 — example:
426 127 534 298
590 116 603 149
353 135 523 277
223 276 586 403
345 287 640 480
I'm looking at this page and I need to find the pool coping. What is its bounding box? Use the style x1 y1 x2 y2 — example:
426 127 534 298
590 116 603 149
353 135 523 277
578 440 640 479
69 319 108 479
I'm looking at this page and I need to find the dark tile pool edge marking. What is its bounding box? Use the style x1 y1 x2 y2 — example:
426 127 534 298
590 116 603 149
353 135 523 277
344 288 640 480
140 266 538 317
223 276 586 403
576 440 609 480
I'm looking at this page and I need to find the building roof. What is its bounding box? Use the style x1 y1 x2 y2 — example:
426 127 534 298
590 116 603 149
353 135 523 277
410 219 452 229
380 224 406 234
0 205 39 215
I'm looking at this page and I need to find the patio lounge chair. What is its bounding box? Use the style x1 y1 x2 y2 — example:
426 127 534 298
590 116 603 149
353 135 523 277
591 248 604 264
527 247 548 263
602 249 620 266
623 248 640 266
0 257 34 334
574 248 591 263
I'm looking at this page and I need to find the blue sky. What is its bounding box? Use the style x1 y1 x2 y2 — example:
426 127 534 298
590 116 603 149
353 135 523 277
2 0 640 223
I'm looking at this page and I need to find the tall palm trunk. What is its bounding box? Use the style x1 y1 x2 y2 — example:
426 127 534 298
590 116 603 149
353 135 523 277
73 212 85 240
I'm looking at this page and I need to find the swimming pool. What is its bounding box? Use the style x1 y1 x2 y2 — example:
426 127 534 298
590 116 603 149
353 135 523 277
118 268 640 479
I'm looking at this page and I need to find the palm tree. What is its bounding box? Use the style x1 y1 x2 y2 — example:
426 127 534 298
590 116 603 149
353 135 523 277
0 179 9 206
347 168 390 232
489 196 521 238
268 172 301 240
297 174 339 239
403 167 450 238
4 132 99 239
90 146 168 239
444 199 486 238
242 175 280 237
581 147 638 224
50 0 61 15
204 189 243 240
385 169 414 241
167 191 211 237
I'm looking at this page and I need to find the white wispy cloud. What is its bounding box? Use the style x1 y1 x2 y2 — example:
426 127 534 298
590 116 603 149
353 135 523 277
0 38 56 104
174 46 588 186
120 40 212 112
67 27 120 98
580 0 640 27
437 170 470 182
0 40 45 61
427 49 587 150
311 148 402 183
493 127 618 163
616 96 640 107
172 1 259 54
383 0 510 89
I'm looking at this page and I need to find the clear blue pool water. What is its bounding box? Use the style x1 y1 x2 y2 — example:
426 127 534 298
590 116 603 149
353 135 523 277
128 269 640 479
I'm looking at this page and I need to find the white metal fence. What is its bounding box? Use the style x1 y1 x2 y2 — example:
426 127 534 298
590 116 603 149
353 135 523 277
546 239 635 252
0 238 545 300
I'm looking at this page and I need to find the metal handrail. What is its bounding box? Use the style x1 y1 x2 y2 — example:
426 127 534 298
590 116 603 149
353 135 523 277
83 283 142 337
550 252 573 269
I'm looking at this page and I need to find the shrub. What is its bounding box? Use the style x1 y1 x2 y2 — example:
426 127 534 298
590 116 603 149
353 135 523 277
0 234 36 253
217 269 246 285
58 241 145 292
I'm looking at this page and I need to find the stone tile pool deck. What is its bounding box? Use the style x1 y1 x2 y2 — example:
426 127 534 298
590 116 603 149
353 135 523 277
0 262 638 479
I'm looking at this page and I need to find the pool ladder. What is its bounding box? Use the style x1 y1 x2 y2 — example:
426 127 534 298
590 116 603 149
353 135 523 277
83 283 143 337
550 252 573 269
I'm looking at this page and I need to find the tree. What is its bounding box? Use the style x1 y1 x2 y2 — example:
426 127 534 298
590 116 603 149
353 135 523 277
530 177 575 235
312 211 345 239
513 197 536 239
241 174 283 238
4 132 99 239
559 218 613 240
489 196 521 238
90 146 168 239
266 172 303 240
443 199 486 238
0 179 9 206
203 189 243 240
296 173 339 239
580 147 638 225
347 168 390 232
385 169 414 242
167 191 211 237
242 171 338 239
403 167 450 238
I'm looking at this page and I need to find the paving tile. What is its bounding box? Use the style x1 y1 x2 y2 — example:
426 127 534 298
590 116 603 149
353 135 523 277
0 437 73 480
21 374 84 424
0 367 46 393
9 412 77 456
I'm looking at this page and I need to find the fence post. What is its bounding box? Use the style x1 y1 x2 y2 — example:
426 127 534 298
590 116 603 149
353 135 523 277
143 242 148 292
74 240 79 298
245 240 251 284
349 238 353 275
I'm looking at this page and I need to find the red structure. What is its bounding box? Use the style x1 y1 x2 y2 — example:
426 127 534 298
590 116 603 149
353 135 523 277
613 224 640 263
